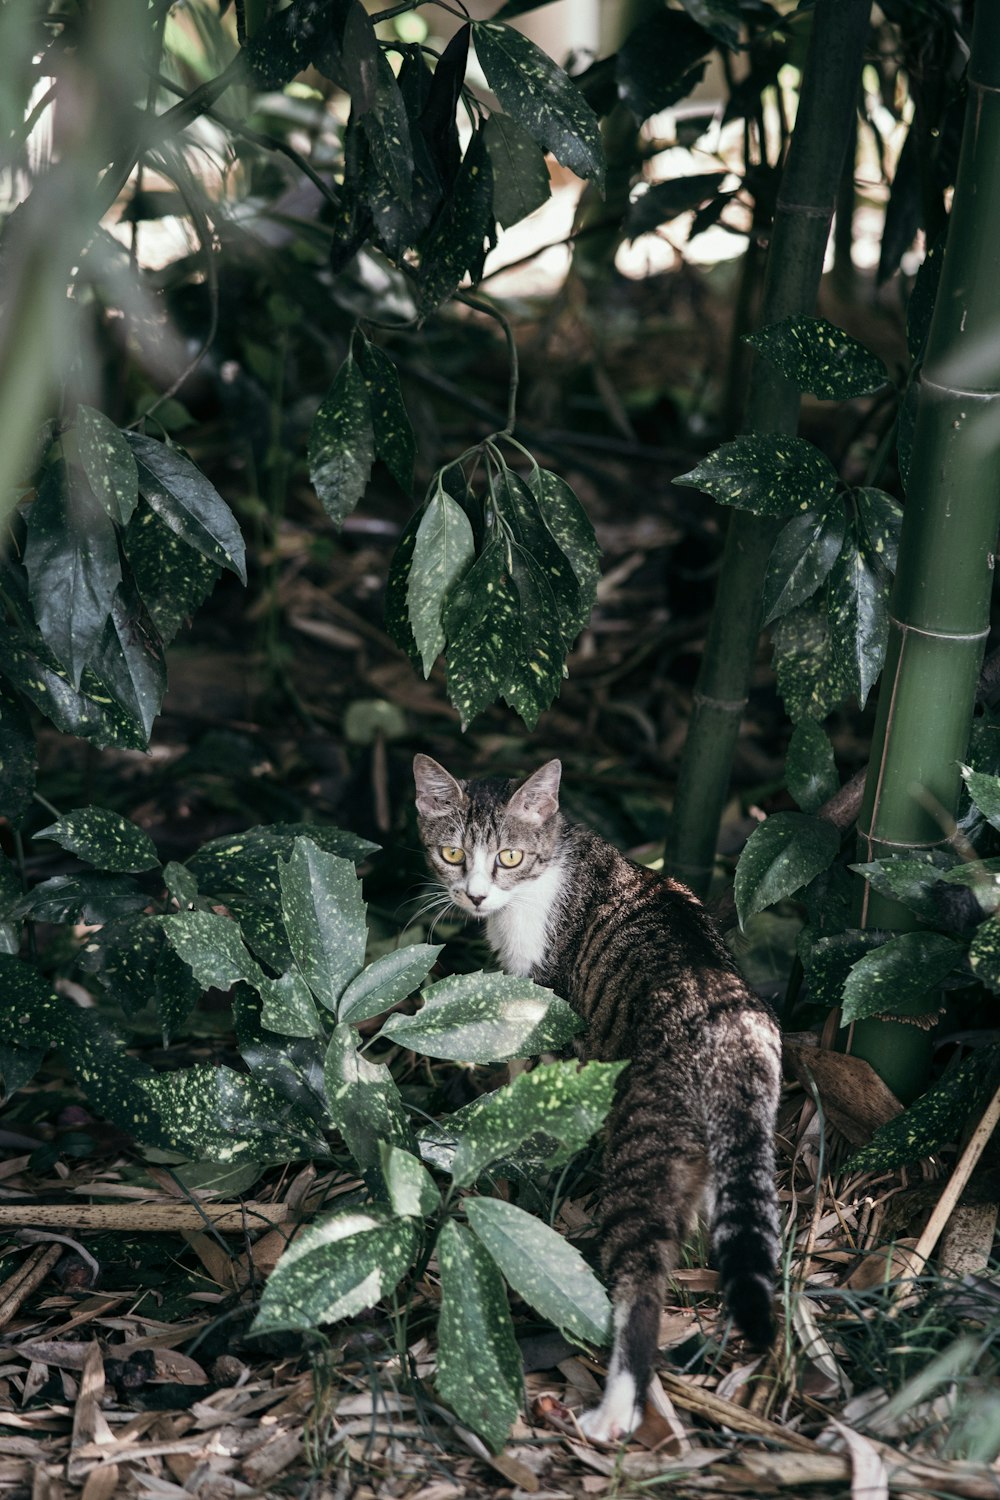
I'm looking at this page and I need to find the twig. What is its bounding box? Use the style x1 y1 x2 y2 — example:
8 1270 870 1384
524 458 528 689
0 1244 62 1331
903 1076 1000 1279
0 1202 289 1232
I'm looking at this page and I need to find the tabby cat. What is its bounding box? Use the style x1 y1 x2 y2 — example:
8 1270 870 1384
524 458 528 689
414 754 782 1443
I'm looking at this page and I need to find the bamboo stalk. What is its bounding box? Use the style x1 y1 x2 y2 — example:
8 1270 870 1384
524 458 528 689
667 0 873 896
853 5 1000 1096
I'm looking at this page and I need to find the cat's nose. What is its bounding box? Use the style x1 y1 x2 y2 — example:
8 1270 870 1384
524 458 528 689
468 893 486 907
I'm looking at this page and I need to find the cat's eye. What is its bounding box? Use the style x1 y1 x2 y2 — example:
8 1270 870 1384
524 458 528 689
497 849 523 868
440 846 465 865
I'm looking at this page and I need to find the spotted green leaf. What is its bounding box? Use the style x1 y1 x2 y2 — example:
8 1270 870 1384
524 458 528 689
187 824 377 905
139 1060 326 1163
746 317 890 401
357 341 415 495
771 602 854 723
473 21 602 186
122 501 220 646
849 853 958 925
799 928 884 1011
126 433 246 583
88 914 199 1041
734 812 840 928
826 526 888 709
22 873 147 925
841 932 962 1024
855 487 902 575
498 469 584 651
338 943 442 1024
380 1142 440 1217
763 504 847 626
378 969 581 1063
675 434 839 518
308 355 375 526
418 129 495 316
164 861 198 907
962 767 1000 833
482 112 551 228
87 578 166 741
407 490 476 676
436 1220 523 1453
361 44 414 209
242 0 351 89
279 838 367 1009
385 504 425 668
502 547 565 729
844 1046 998 1173
75 406 139 526
251 1207 419 1335
24 462 121 688
785 721 839 816
446 1058 626 1188
969 915 1000 992
0 621 146 751
678 0 742 48
466 1195 611 1347
443 536 521 730
323 1021 412 1171
531 469 600 638
36 805 158 875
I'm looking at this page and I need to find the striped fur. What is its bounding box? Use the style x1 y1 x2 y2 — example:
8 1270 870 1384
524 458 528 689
414 756 782 1442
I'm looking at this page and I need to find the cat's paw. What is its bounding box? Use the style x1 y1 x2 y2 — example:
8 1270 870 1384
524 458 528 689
576 1373 644 1445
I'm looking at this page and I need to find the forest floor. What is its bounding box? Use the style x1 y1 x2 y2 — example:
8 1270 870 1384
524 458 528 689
3 262 1000 1499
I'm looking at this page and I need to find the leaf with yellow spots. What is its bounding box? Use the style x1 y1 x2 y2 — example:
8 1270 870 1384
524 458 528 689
771 601 853 722
35 804 159 873
501 546 564 728
676 433 839 518
323 1022 412 1171
746 316 890 401
418 129 496 315
844 1045 998 1174
408 490 476 676
385 503 426 668
356 340 415 495
443 537 520 729
763 502 847 625
855 486 902 574
826 523 888 708
75 406 138 526
734 811 839 928
841 931 961 1024
379 969 581 1064
436 1220 524 1453
308 354 375 526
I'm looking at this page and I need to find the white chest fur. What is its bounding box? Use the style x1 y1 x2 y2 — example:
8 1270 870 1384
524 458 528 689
486 863 565 978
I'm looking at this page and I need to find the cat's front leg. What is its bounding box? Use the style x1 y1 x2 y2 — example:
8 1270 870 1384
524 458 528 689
576 1298 650 1444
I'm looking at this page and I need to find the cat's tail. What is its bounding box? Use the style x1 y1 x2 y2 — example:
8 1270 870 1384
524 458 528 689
705 1004 783 1348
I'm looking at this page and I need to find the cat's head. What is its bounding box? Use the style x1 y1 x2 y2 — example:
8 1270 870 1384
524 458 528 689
413 755 562 918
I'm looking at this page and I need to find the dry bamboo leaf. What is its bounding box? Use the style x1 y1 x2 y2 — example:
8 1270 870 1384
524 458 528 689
739 1451 850 1485
829 1417 889 1500
181 1231 240 1292
67 1344 114 1485
784 1041 902 1145
79 1464 121 1500
791 1294 852 1399
240 1428 304 1486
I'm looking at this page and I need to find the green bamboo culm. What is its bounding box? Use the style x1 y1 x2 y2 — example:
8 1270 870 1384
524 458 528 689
666 0 872 897
852 5 1000 1101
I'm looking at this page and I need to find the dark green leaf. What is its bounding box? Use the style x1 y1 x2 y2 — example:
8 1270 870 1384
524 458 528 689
0 1043 45 1096
75 406 139 525
771 602 854 722
826 526 888 708
969 915 1000 992
482 113 551 228
161 908 263 992
626 172 727 240
87 577 167 741
187 824 377 905
251 1207 419 1335
907 233 945 362
841 932 962 1024
734 812 840 928
678 0 744 49
164 861 198 907
845 1047 999 1174
35 805 159 874
308 355 375 526
745 317 890 401
473 22 602 185
849 853 957 925
126 433 246 583
531 470 600 637
357 341 416 494
380 1142 440 1217
436 1220 523 1452
260 968 325 1039
91 915 200 1040
0 687 36 830
385 504 425 667
799 928 885 1011
324 1021 412 1171
961 767 1000 832
855 487 902 576
338 943 442 1024
279 838 368 1008
418 129 496 316
444 537 521 730
341 0 379 115
762 505 847 625
23 873 147 925
675 434 839 518
0 622 146 750
139 1060 328 1163
407 490 476 676
23 462 121 687
786 721 839 815
380 970 581 1064
501 547 565 729
122 500 220 645
0 854 21 956
616 10 712 121
241 0 351 89
498 469 583 648
416 25 466 187
426 1058 625 1185
466 1196 611 1346
361 46 415 209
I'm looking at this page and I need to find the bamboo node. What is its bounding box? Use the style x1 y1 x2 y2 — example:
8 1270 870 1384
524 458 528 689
691 690 748 714
888 616 990 642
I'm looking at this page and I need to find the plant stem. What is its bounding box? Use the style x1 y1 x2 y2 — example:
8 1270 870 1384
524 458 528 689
666 0 872 896
851 4 1000 1100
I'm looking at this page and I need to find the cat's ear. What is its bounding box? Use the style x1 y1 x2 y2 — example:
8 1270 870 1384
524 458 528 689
414 754 467 817
507 760 561 825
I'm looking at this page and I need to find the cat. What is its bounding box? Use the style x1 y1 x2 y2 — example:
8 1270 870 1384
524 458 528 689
413 754 782 1443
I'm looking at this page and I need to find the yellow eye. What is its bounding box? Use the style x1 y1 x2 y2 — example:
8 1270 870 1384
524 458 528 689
497 849 523 868
440 846 465 865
